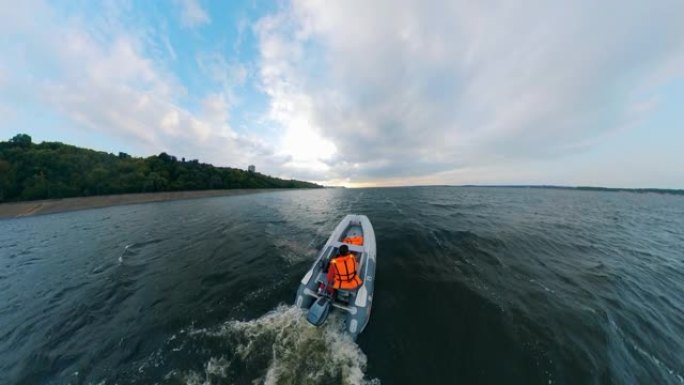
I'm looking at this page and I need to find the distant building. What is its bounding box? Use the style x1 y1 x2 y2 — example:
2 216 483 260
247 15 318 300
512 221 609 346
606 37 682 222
248 165 256 173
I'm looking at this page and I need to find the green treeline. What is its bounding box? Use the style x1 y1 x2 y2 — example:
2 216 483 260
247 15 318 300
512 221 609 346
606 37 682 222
0 134 321 202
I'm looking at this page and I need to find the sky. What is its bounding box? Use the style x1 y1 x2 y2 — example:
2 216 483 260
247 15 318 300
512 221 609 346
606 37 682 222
0 0 683 188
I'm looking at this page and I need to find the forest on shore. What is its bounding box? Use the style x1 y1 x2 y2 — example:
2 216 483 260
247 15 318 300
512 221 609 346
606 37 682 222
0 134 321 202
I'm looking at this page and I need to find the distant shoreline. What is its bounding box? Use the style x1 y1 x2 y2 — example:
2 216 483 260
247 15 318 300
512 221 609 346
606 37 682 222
0 189 298 219
354 184 684 195
457 185 684 195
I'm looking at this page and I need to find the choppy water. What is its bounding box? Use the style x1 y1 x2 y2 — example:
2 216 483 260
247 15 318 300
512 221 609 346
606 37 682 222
1 187 683 384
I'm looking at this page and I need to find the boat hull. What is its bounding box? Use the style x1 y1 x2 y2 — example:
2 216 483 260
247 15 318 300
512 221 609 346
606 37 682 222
295 214 376 339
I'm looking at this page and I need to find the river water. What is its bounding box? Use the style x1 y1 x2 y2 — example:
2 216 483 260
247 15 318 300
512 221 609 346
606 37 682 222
1 187 683 384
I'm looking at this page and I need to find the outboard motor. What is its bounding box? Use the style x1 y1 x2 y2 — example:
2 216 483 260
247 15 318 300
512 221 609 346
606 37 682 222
307 297 331 326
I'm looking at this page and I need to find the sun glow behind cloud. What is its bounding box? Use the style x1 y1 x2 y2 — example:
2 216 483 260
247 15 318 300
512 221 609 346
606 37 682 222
279 116 336 171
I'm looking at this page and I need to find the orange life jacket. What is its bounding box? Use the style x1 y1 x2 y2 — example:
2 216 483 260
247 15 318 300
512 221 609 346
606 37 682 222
342 236 364 245
330 254 363 290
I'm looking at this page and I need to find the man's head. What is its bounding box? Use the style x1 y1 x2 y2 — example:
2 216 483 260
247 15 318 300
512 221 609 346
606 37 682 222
339 244 349 255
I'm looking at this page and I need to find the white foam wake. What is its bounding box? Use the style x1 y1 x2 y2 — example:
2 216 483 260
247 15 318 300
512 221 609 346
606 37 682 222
172 305 379 385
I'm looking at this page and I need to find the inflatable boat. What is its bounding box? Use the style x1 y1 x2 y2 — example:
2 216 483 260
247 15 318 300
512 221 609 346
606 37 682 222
295 214 376 339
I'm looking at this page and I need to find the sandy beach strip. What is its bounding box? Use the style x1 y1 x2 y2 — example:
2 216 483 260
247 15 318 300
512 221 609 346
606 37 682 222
0 189 294 219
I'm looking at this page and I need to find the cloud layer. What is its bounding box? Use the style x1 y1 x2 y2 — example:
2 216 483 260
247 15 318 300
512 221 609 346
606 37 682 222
177 0 211 28
0 0 279 170
1 0 682 187
254 0 684 185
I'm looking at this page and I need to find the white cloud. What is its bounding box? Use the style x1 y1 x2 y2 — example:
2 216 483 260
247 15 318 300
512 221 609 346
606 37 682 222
162 34 178 61
0 0 275 171
41 29 199 146
176 0 210 28
254 0 684 185
196 52 248 90
254 12 338 176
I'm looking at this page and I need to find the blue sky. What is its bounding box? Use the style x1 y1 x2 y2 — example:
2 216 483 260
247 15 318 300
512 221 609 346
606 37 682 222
1 0 682 188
